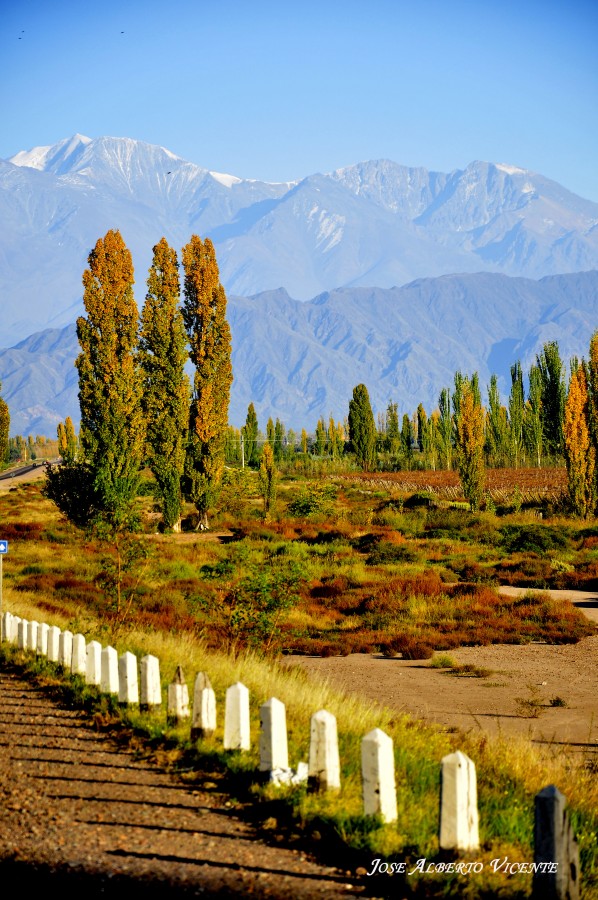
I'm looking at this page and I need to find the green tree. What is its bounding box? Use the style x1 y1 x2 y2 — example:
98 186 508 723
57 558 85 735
438 387 452 470
315 417 327 456
242 403 259 466
385 401 400 455
64 416 77 464
587 331 598 458
455 376 485 511
523 364 543 467
258 441 277 519
139 238 189 532
182 235 233 530
75 229 145 527
485 374 509 467
0 381 9 468
508 361 525 468
401 413 413 468
348 384 376 471
274 418 285 461
300 428 308 455
536 341 565 458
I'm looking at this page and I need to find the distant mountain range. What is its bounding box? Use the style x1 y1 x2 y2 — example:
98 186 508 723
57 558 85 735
2 271 597 437
2 134 598 347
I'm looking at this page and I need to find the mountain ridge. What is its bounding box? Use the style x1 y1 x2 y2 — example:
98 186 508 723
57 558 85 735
2 270 597 438
2 134 598 346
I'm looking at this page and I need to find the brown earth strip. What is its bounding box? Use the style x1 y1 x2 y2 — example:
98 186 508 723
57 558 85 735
0 668 366 899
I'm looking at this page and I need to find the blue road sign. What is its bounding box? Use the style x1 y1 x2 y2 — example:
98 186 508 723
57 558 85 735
0 541 8 554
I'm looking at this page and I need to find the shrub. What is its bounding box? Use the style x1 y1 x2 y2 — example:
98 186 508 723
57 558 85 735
499 524 572 554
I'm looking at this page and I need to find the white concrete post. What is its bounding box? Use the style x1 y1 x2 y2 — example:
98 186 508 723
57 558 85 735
101 645 119 695
58 630 73 668
1 612 12 642
10 616 21 644
533 785 580 900
86 641 102 686
191 672 216 740
71 634 87 675
118 651 139 705
47 625 61 661
27 621 39 651
17 619 28 649
167 666 190 725
439 750 480 852
309 709 341 791
224 682 250 751
140 655 162 710
259 697 288 772
37 622 49 656
361 728 398 823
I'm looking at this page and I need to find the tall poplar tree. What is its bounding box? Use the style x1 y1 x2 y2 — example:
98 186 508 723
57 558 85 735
455 376 485 511
139 238 190 531
76 229 145 526
486 374 509 467
536 341 565 458
182 236 233 530
348 384 376 471
438 388 453 470
508 361 525 468
242 403 259 466
524 364 543 468
564 364 596 517
0 380 9 468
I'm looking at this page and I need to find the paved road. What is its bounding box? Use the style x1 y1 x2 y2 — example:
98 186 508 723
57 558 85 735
0 666 368 899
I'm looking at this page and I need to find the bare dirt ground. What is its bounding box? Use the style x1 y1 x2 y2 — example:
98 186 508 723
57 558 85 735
0 666 367 899
284 589 598 758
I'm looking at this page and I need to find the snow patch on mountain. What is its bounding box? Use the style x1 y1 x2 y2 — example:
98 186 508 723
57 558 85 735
2 135 598 345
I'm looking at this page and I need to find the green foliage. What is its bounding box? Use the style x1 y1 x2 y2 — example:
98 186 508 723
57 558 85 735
196 546 306 654
499 524 571 554
43 462 99 529
258 441 277 519
93 522 152 625
182 236 233 528
75 229 145 529
536 340 566 458
242 402 259 466
348 383 377 471
287 483 337 517
454 375 485 511
139 237 190 531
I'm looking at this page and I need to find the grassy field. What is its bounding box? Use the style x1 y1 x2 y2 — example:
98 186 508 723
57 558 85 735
1 469 597 896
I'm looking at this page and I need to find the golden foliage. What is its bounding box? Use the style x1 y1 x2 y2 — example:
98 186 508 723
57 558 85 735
564 365 596 517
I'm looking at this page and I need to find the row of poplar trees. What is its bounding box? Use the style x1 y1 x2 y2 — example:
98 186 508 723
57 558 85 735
346 331 598 518
46 229 232 533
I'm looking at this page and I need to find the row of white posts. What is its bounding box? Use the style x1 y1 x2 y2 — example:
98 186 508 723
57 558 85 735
1 610 580 897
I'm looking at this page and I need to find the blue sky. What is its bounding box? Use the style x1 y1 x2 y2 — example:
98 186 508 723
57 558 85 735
2 0 597 200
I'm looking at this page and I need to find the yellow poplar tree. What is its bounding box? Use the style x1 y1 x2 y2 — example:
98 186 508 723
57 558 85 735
455 377 485 511
258 441 277 519
76 229 145 526
564 364 596 518
181 236 233 529
0 380 9 468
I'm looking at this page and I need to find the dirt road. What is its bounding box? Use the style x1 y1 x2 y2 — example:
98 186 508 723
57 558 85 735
0 666 365 898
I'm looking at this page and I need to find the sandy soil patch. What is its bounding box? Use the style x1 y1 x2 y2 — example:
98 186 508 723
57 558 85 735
283 590 598 758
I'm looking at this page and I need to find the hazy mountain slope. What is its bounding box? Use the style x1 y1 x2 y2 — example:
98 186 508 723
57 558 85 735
2 271 597 437
2 135 598 346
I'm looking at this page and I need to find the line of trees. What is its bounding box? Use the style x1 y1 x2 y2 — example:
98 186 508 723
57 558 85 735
220 335 598 518
46 229 232 534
